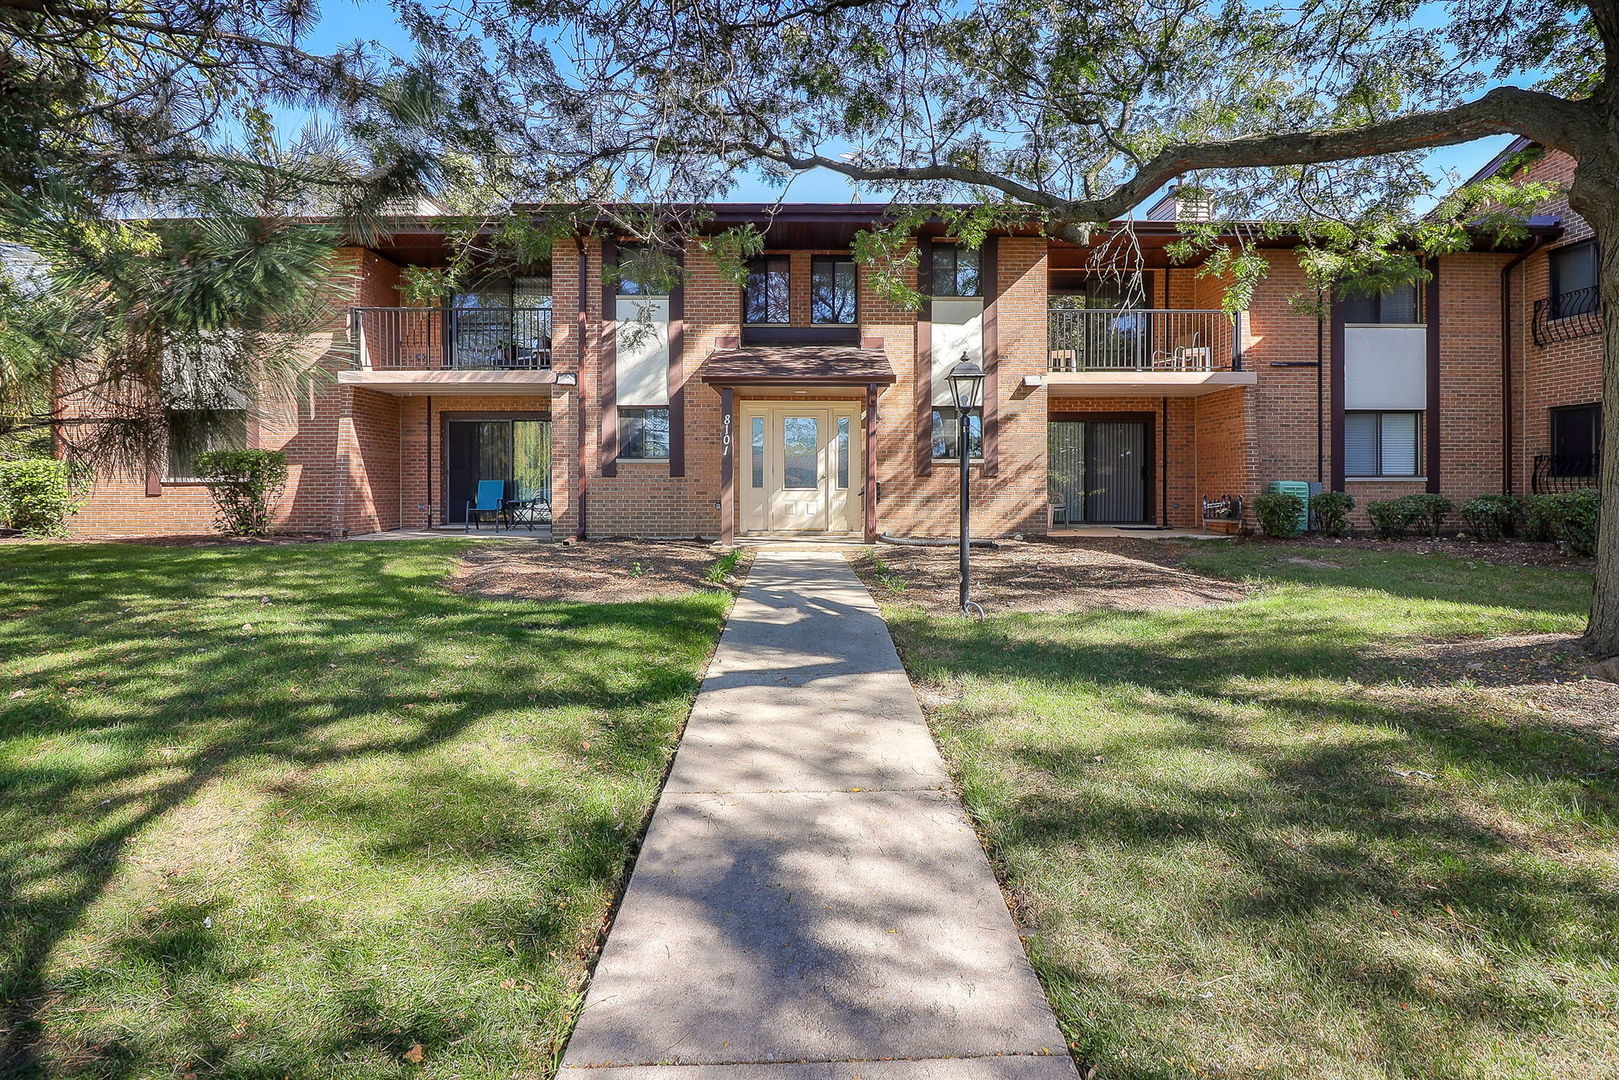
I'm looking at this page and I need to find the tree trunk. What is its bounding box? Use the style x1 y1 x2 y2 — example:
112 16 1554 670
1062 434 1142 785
1575 186 1619 656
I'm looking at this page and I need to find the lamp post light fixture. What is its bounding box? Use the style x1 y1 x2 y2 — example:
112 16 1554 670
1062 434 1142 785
946 355 986 617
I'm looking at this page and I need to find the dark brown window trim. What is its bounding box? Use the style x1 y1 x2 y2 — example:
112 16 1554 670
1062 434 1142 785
668 260 685 477
914 237 933 477
981 237 1000 478
1425 260 1441 494
600 239 618 477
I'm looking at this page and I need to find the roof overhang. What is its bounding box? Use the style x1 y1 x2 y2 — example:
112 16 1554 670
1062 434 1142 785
698 345 896 388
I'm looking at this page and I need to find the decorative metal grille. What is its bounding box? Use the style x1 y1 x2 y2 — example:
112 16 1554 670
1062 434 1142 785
1048 308 1240 372
1531 453 1600 494
1532 288 1602 347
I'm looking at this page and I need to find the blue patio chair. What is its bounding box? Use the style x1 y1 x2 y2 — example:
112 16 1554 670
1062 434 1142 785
465 479 505 532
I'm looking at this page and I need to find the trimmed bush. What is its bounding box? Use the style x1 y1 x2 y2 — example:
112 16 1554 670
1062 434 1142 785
0 458 89 537
1311 491 1354 537
1402 493 1454 537
1253 491 1307 538
1461 494 1522 539
1521 494 1560 542
1366 497 1423 539
195 449 288 536
1537 489 1599 557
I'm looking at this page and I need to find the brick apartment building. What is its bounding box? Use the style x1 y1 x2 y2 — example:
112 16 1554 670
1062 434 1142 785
59 156 1604 542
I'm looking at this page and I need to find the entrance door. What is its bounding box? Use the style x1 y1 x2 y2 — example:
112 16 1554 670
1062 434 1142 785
1048 420 1149 524
740 402 862 533
444 418 551 524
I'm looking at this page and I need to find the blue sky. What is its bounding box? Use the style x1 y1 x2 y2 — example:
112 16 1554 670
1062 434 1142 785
302 0 1519 209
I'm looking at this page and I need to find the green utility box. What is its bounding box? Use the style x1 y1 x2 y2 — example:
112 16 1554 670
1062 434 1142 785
1267 480 1312 533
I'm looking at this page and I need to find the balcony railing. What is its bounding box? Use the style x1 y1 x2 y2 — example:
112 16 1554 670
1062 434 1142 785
1532 452 1601 494
1048 308 1241 372
1532 287 1602 347
351 306 553 370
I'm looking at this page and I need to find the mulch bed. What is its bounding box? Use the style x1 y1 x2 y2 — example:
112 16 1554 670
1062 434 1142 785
1267 534 1592 570
450 538 745 604
850 536 1248 615
0 532 334 546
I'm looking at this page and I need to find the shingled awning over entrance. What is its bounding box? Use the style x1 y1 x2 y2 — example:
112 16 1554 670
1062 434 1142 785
697 344 896 386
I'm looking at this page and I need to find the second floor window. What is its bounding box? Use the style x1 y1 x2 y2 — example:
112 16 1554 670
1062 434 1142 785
932 244 982 297
1550 240 1599 319
1340 282 1422 324
745 256 790 323
811 256 857 324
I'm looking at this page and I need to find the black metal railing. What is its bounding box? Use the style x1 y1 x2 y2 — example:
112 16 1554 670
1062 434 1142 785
1048 308 1241 372
1532 452 1601 494
1532 287 1602 346
351 306 553 370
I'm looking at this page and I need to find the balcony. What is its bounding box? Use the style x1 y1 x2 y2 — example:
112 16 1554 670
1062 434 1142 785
1046 307 1254 396
352 306 552 370
340 306 557 395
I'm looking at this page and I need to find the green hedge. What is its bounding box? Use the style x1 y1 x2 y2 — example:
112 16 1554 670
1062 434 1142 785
1461 494 1522 539
1366 493 1453 539
0 458 89 537
1532 489 1599 557
195 449 288 536
1311 491 1354 537
1253 491 1306 538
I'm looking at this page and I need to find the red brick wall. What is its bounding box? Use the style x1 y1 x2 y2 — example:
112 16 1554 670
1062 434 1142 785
1506 150 1604 494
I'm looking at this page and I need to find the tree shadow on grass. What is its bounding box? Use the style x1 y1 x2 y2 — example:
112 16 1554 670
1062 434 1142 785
0 541 725 1079
888 581 1617 1079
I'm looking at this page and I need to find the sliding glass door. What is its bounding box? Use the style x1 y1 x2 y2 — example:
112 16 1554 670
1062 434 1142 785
1048 420 1149 524
444 418 551 524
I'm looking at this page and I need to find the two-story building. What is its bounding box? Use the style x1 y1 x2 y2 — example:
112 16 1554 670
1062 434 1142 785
58 191 1602 541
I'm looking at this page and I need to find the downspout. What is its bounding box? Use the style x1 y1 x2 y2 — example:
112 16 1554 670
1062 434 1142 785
1499 235 1546 495
425 395 433 527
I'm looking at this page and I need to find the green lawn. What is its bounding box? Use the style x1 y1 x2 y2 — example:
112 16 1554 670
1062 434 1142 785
881 543 1618 1080
0 541 728 1080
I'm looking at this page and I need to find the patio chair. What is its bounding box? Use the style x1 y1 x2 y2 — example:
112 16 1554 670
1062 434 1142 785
1151 332 1211 371
465 479 506 532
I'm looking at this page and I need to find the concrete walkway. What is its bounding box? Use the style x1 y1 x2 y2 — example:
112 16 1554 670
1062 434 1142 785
561 551 1075 1079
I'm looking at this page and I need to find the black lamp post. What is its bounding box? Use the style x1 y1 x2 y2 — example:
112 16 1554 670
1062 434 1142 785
947 356 986 616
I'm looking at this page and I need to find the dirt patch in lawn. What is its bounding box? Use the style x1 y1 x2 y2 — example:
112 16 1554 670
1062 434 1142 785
1367 632 1619 746
851 536 1246 615
1272 534 1591 570
451 539 746 604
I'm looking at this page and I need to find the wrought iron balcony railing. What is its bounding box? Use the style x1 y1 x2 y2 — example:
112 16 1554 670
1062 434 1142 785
1532 287 1601 347
351 306 553 370
1048 307 1242 372
1531 452 1601 494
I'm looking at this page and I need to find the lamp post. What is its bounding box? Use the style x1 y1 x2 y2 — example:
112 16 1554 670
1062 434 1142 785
947 356 986 616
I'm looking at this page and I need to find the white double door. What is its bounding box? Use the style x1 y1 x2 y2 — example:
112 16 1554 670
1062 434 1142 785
740 402 862 533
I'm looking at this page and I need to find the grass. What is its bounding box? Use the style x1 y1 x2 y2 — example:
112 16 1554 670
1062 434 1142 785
880 542 1617 1080
0 540 728 1080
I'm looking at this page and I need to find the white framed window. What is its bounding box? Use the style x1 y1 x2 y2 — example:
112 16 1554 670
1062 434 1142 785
1345 411 1422 477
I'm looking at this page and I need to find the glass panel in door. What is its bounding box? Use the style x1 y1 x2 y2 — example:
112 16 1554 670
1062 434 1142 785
782 415 820 488
1048 422 1084 525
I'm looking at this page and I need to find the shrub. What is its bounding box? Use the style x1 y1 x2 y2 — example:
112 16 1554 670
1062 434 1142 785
1537 489 1600 557
1402 493 1454 537
1311 491 1354 537
1253 491 1306 538
1461 494 1522 539
1366 497 1423 539
1521 494 1560 541
0 458 89 537
195 449 288 536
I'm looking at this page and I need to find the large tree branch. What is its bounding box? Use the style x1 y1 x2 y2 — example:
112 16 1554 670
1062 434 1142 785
744 85 1596 228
